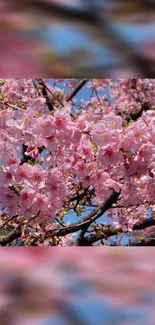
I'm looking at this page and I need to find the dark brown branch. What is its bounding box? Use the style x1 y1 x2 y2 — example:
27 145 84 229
37 79 64 107
67 79 89 102
73 226 91 246
133 217 155 231
129 234 155 246
38 80 54 112
0 229 21 246
0 191 120 245
0 211 41 246
1 201 155 246
117 101 152 123
85 217 155 245
54 218 66 228
0 215 18 231
91 80 101 104
73 190 121 245
116 80 153 122
48 190 121 239
129 102 151 122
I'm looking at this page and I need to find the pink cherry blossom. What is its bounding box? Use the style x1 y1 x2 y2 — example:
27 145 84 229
30 165 44 183
31 193 48 214
0 167 14 186
0 78 155 246
20 188 35 210
77 139 93 160
45 133 58 151
92 123 112 147
98 144 121 167
53 111 68 130
14 164 30 183
0 188 19 207
74 160 88 177
103 111 123 130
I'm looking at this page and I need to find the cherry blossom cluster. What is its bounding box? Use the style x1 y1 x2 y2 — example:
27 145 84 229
0 78 155 244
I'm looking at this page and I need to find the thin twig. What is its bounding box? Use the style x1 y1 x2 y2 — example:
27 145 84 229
27 210 41 224
37 79 64 107
0 101 23 111
67 79 89 102
55 218 66 227
91 80 101 104
35 79 55 112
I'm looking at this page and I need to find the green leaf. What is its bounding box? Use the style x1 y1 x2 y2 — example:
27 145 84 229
76 205 85 216
17 100 25 108
123 120 128 127
55 92 60 98
28 160 34 166
123 119 134 127
0 93 5 101
128 119 134 126
0 80 6 87
62 207 69 215
91 140 98 153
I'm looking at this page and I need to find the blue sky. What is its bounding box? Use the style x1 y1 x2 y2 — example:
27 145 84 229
46 22 155 49
26 17 155 69
40 26 121 66
23 6 155 71
29 283 154 325
19 0 154 76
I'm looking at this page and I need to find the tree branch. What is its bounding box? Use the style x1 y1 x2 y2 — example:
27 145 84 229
67 79 89 102
48 190 121 240
85 216 155 245
0 215 18 231
116 80 154 122
37 79 55 112
1 200 155 246
0 191 120 245
129 234 155 246
0 229 21 246
37 79 64 107
117 100 152 123
90 80 101 104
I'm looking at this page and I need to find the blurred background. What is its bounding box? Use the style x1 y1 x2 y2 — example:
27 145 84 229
0 0 155 77
0 248 155 325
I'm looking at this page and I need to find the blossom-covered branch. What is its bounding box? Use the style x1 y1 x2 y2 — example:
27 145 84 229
0 78 155 246
84 215 155 246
